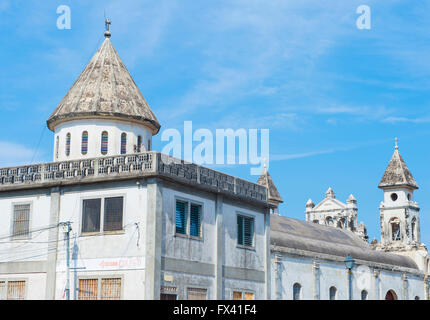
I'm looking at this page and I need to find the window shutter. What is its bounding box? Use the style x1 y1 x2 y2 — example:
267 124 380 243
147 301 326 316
176 201 187 234
101 278 121 300
189 204 201 237
244 217 254 247
237 216 244 245
82 199 101 233
78 279 98 300
0 281 5 300
7 281 25 300
13 204 30 238
104 197 123 231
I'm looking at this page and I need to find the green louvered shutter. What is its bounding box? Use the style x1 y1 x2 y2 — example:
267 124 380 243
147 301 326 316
190 204 201 237
176 201 187 234
237 216 244 245
244 217 254 246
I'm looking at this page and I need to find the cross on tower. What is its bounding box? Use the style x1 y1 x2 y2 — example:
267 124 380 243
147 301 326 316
104 18 111 38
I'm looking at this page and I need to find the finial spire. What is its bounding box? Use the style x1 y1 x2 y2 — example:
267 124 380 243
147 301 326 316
263 157 267 172
395 137 398 150
104 18 111 38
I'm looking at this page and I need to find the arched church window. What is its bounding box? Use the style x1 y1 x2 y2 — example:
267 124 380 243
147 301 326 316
385 290 397 300
313 220 319 224
407 194 411 201
361 290 368 300
337 218 345 229
81 131 88 155
148 139 151 151
293 283 301 300
101 131 108 155
121 133 127 154
411 218 416 241
390 218 401 241
65 133 71 156
329 286 337 300
326 216 334 226
137 135 142 152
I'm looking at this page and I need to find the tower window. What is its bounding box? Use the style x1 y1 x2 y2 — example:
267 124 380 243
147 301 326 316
407 194 411 201
121 133 127 154
411 218 416 241
390 193 398 201
137 135 142 153
82 131 88 155
55 136 59 160
65 133 71 156
101 131 108 155
148 139 151 151
390 218 401 241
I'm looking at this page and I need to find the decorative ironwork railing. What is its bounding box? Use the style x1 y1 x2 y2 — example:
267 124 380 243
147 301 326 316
0 152 267 203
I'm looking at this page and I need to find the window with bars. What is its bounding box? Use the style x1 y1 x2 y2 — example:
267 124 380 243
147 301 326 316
104 197 123 231
0 281 5 300
12 204 30 238
101 131 108 155
78 278 121 300
81 131 88 155
175 200 202 237
121 133 127 154
65 133 71 156
82 199 101 233
187 287 207 300
6 281 25 300
237 215 254 247
232 291 254 300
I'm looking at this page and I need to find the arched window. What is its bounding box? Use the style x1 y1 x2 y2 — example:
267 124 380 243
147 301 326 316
385 290 398 300
329 286 337 300
121 133 127 154
415 296 420 300
313 220 319 224
81 131 88 155
101 131 108 155
390 218 401 241
337 218 345 229
137 135 142 152
65 133 71 156
55 136 59 160
326 216 334 226
293 283 301 300
361 290 368 300
411 218 416 241
148 139 151 151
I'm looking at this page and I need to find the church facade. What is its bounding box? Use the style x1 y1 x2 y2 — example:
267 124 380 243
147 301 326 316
0 27 428 300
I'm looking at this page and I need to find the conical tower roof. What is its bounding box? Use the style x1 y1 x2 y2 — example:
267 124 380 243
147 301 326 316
47 35 160 134
378 141 418 190
257 167 283 204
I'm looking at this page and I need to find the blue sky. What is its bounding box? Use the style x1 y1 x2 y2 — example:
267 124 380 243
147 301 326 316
1 0 430 244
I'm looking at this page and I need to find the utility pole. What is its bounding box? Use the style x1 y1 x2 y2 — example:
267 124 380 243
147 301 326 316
60 221 72 300
71 234 85 300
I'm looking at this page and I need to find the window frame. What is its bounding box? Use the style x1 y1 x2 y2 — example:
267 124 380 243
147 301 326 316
236 213 255 249
329 286 337 300
0 278 27 300
120 132 127 155
79 194 126 236
174 197 204 240
231 289 255 300
101 131 109 155
81 131 88 155
293 282 302 300
186 286 208 300
10 202 32 240
77 275 123 300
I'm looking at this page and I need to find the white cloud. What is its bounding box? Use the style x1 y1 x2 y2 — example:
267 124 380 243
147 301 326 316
0 142 41 167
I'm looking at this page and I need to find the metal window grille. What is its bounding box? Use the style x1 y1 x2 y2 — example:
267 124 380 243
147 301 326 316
65 133 71 156
175 201 187 234
13 204 30 238
189 204 201 237
121 133 127 154
104 197 123 231
101 278 121 300
0 281 5 300
7 281 25 300
101 131 108 155
244 292 254 300
82 199 101 233
81 131 88 155
187 287 207 300
293 283 301 300
78 279 98 300
232 291 242 300
237 215 254 246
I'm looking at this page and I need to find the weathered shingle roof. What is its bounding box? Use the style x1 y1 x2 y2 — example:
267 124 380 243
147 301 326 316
378 148 418 189
271 214 418 269
47 38 160 134
257 169 283 203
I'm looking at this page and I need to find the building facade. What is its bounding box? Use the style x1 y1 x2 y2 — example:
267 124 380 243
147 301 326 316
0 26 428 300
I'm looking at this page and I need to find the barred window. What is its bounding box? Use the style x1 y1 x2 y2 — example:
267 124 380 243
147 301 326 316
12 204 30 238
0 281 5 300
175 201 187 235
233 291 254 300
82 199 101 233
187 287 207 300
237 215 254 247
81 131 88 155
65 133 71 156
189 204 201 237
101 131 108 155
7 281 25 300
104 197 123 231
78 279 98 300
121 133 127 154
101 278 121 300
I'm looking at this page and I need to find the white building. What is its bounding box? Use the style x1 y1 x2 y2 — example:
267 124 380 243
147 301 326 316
0 24 428 300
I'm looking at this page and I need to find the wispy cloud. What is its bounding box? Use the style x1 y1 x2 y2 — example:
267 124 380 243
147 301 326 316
382 116 430 124
0 142 42 167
